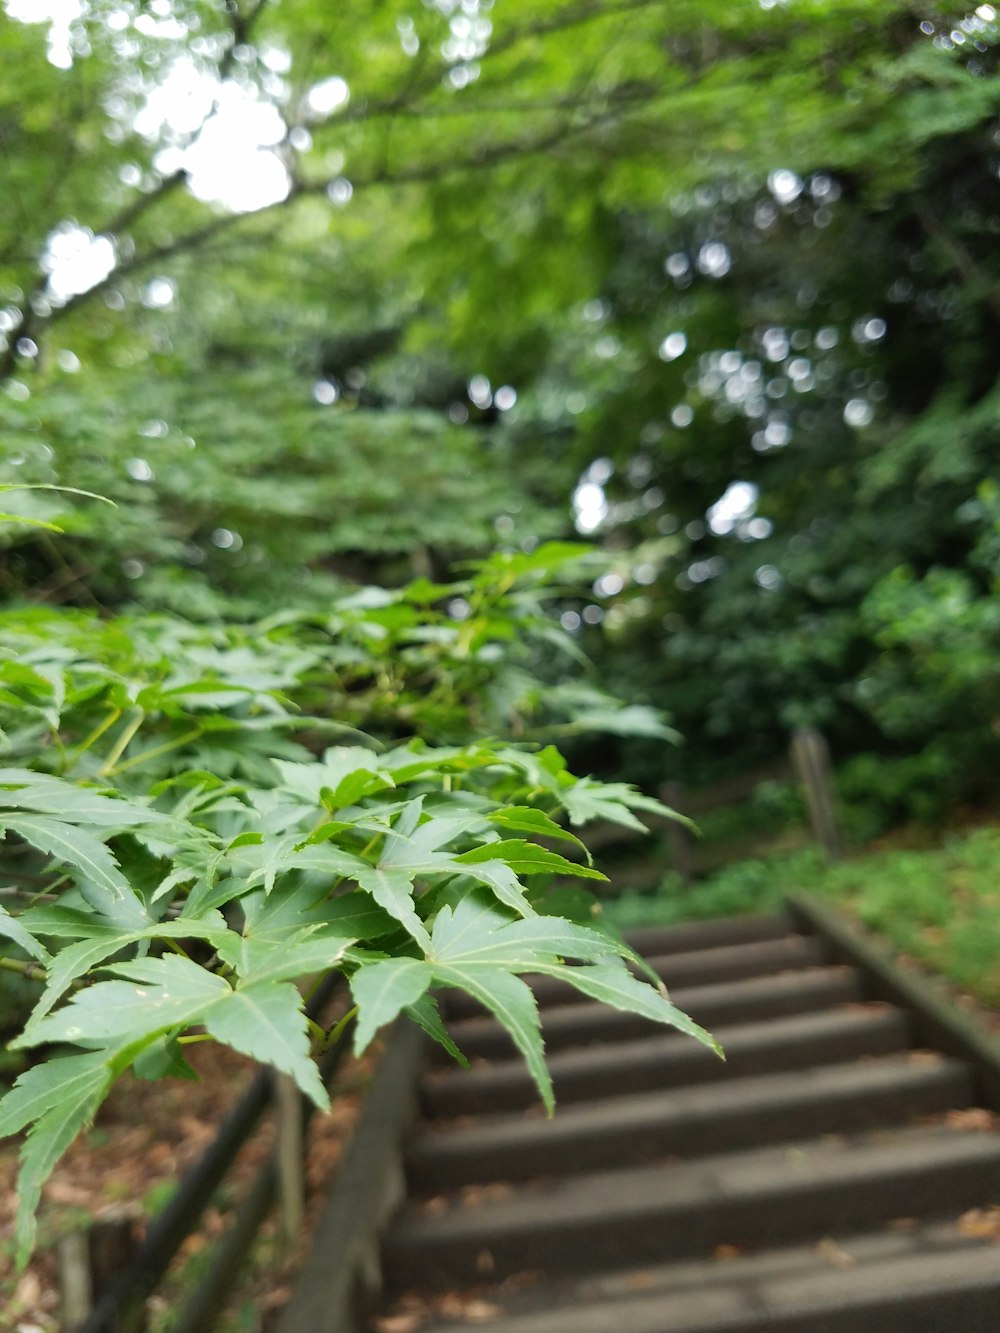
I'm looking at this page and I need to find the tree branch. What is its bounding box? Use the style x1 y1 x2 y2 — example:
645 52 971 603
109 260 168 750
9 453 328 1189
914 202 1000 324
488 0 670 59
329 82 656 124
0 0 666 384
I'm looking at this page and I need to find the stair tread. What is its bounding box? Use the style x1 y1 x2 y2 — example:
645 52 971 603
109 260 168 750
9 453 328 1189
390 1121 1000 1244
408 1051 973 1187
444 935 828 1020
422 1003 910 1115
373 909 1000 1331
407 1225 1000 1333
636 934 825 985
441 966 862 1061
621 913 794 957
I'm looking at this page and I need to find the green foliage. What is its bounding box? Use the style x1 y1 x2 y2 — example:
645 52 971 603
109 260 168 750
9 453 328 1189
0 543 673 757
0 540 700 1267
835 750 959 842
610 827 1000 1009
350 894 712 1111
5 0 1000 1274
605 852 817 934
0 484 115 533
691 782 805 849
0 365 560 614
2 0 999 813
819 827 1000 1007
857 563 1000 741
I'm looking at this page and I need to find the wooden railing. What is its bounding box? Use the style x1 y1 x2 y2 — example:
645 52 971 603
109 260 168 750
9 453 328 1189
66 977 351 1333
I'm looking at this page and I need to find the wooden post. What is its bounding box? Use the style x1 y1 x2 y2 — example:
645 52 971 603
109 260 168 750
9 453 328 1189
662 781 692 884
275 1073 304 1247
59 1210 142 1333
789 728 842 861
58 1232 94 1332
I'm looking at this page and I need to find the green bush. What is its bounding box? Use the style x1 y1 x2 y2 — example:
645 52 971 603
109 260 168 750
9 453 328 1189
604 850 822 932
0 543 709 1268
614 829 1000 1008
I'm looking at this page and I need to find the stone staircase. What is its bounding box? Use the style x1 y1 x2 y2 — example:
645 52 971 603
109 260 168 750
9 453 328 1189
373 912 1000 1332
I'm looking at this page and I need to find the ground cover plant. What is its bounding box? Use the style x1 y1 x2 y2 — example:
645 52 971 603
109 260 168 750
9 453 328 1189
607 827 1000 1008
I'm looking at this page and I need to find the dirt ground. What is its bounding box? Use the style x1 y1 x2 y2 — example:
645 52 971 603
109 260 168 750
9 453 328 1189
1 1036 372 1332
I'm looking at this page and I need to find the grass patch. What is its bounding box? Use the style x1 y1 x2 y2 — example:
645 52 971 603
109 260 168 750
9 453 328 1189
605 826 1000 1007
603 854 813 933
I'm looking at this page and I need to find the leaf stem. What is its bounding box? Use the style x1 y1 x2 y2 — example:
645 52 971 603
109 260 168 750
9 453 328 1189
110 726 204 776
358 833 381 861
320 1005 357 1053
0 956 47 983
65 706 121 773
330 832 382 897
99 708 146 777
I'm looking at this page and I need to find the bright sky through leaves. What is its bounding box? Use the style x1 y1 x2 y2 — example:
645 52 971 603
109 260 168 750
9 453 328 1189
7 0 297 253
6 0 81 67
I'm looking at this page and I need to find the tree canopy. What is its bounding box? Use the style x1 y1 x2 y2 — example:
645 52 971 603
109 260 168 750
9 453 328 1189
2 1 998 774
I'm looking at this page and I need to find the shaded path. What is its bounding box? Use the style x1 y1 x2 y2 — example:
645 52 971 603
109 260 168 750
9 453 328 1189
374 910 1000 1332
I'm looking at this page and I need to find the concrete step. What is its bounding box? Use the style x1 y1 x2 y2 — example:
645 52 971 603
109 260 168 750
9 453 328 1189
442 934 827 1022
621 913 795 958
437 1215 994 1307
411 1223 1000 1332
422 1003 911 1118
406 1052 974 1190
383 1122 1000 1292
438 966 864 1064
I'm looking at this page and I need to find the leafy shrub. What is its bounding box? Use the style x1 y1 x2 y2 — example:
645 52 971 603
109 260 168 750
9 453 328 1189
0 542 711 1267
614 830 1000 1009
691 781 805 848
604 850 822 931
835 749 957 842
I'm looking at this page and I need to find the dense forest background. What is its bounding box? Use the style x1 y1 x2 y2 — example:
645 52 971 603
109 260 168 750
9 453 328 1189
3 0 999 811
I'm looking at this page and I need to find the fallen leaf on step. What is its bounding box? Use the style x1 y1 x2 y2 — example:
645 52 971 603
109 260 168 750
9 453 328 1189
500 1269 545 1292
396 1292 433 1311
461 1299 502 1320
958 1206 1000 1239
440 1294 474 1316
713 1244 743 1261
816 1238 855 1269
14 1272 41 1310
261 1286 292 1311
624 1270 653 1289
946 1108 998 1132
482 1182 513 1201
476 1248 496 1274
44 1180 95 1207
